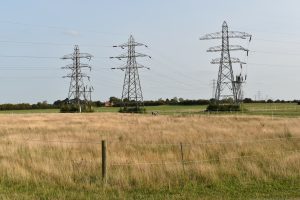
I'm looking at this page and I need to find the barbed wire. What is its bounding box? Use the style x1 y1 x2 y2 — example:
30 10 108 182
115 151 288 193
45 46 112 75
109 136 300 147
0 156 100 164
0 135 299 146
109 149 300 167
0 137 119 145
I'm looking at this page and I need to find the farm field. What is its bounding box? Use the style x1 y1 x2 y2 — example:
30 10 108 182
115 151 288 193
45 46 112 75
96 103 300 117
0 103 300 117
0 113 299 199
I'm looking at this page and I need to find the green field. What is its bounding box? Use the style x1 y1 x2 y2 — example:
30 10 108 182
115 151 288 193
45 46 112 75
1 103 300 117
95 103 300 117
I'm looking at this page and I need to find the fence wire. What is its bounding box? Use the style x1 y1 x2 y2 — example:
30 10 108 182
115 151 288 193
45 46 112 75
109 149 300 167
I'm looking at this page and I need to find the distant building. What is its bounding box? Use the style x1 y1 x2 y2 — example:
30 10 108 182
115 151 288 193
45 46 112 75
104 101 114 107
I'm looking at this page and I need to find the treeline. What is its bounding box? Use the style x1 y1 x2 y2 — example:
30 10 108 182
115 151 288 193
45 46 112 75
0 97 299 111
109 97 300 107
242 98 299 104
108 97 210 107
0 101 54 111
0 99 104 111
53 99 104 107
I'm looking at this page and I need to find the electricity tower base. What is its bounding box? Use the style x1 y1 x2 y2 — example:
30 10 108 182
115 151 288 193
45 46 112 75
206 103 241 112
60 103 94 113
119 106 146 114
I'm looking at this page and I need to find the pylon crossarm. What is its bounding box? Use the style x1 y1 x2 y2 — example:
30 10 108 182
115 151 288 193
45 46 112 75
61 53 93 60
62 64 91 69
136 63 150 70
77 53 93 60
200 31 251 40
111 67 126 70
80 64 92 69
61 54 74 60
113 43 147 49
211 57 246 64
207 45 249 52
63 73 89 78
61 64 74 69
110 53 129 60
135 52 151 58
111 66 147 70
228 31 252 39
199 31 222 40
110 52 150 60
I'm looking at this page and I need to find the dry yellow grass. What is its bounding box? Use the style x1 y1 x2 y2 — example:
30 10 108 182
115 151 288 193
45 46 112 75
0 113 299 195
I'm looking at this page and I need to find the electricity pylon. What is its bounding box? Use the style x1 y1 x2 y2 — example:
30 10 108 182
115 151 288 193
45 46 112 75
111 35 151 111
61 45 93 110
234 67 244 104
200 21 251 104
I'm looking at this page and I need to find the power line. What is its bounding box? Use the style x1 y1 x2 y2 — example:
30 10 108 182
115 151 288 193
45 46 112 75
0 20 127 36
0 76 61 79
251 50 300 56
0 55 109 59
248 62 300 68
148 48 207 83
0 40 112 47
110 149 300 166
110 136 300 147
0 55 59 59
255 38 300 45
0 66 112 71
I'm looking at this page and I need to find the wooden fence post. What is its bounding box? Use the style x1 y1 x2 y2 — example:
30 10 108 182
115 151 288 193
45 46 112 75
180 142 185 173
102 140 107 182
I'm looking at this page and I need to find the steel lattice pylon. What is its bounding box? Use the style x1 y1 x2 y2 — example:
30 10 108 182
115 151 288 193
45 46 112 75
200 21 251 104
111 35 151 110
234 72 244 103
61 45 93 107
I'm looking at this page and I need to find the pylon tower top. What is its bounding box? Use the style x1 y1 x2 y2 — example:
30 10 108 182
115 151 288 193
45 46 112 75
61 45 93 106
200 21 251 105
111 35 151 112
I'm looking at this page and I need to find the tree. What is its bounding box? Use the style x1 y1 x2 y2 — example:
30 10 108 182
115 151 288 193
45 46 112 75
243 98 253 103
109 96 121 103
170 97 178 105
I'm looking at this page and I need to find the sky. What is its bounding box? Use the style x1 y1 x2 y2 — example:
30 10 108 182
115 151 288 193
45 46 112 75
0 0 300 103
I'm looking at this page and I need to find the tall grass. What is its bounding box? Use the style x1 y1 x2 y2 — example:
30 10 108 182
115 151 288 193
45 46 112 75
0 113 299 198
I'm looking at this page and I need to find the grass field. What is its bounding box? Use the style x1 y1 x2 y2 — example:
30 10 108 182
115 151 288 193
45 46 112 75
1 103 300 117
0 113 299 199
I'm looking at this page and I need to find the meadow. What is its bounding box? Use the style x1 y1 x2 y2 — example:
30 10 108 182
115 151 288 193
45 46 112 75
0 103 300 117
0 112 299 199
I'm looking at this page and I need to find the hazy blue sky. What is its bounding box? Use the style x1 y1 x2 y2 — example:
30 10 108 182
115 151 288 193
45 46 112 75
0 0 300 103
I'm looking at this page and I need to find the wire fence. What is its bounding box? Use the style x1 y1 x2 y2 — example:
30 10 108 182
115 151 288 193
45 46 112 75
108 136 300 147
0 135 299 181
1 135 299 146
109 149 300 167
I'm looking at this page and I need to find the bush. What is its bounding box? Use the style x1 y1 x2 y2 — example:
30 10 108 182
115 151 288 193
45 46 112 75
60 104 94 113
206 104 241 112
119 107 146 113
